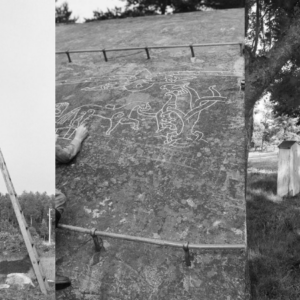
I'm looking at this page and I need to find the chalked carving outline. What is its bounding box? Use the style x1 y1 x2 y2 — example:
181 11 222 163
56 101 150 140
137 84 226 148
56 70 227 148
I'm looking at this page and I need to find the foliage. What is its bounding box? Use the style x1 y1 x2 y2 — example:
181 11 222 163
84 0 245 22
84 6 157 22
0 191 54 239
55 2 78 24
246 0 299 55
269 63 300 124
200 0 245 9
252 98 300 149
40 219 48 241
272 115 300 141
252 98 274 149
245 0 300 140
172 0 200 13
121 0 244 14
28 226 38 237
122 0 172 15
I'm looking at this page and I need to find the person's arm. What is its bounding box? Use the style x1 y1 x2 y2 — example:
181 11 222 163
56 125 88 164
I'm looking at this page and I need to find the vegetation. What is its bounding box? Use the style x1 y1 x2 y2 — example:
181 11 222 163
55 2 78 24
84 0 244 22
0 191 55 241
247 5 300 296
252 98 300 150
0 192 55 298
245 0 300 143
269 62 300 124
247 171 300 299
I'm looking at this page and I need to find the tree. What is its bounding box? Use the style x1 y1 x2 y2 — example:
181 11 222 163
39 219 48 241
55 2 78 24
245 0 300 146
271 115 300 142
84 6 143 23
268 61 300 124
200 0 245 9
120 0 244 15
85 1 244 23
252 97 300 150
0 193 17 226
252 98 274 150
172 0 200 13
121 0 172 15
19 191 40 225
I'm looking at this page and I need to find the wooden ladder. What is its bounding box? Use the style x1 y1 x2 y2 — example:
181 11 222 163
0 149 49 294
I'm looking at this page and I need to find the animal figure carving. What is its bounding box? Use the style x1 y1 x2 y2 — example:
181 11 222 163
137 84 226 147
57 71 227 148
56 101 150 139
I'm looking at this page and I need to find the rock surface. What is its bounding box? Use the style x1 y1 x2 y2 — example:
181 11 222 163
56 9 249 300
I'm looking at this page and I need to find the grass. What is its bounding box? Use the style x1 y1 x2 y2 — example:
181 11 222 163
248 151 278 172
247 152 300 299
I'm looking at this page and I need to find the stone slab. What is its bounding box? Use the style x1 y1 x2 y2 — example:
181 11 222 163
56 9 248 300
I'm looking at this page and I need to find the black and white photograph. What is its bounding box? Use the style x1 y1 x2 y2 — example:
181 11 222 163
1 1 300 299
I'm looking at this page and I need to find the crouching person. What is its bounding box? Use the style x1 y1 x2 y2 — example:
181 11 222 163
55 124 88 290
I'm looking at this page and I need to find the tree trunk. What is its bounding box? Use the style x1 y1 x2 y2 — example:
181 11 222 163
245 18 300 144
246 19 300 115
252 0 260 55
161 0 168 14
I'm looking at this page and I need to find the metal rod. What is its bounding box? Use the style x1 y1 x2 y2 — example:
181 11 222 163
56 42 243 55
145 47 150 59
58 224 245 250
102 49 108 62
239 43 243 56
189 45 195 57
90 228 102 252
107 47 146 52
183 243 191 266
66 51 72 63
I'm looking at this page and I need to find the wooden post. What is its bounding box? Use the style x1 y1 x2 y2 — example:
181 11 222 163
48 208 52 245
277 141 300 197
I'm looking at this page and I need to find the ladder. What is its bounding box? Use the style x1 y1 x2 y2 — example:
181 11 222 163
0 149 49 294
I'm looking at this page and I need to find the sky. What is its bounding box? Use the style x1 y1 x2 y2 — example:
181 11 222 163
0 2 55 195
56 0 125 23
0 2 126 196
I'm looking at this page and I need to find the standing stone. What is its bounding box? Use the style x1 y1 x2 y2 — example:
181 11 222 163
277 141 300 197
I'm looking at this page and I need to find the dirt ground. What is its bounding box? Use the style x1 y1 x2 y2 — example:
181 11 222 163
0 233 55 299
